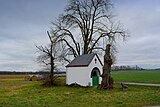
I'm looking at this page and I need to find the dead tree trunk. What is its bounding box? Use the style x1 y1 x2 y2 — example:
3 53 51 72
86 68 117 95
99 44 113 90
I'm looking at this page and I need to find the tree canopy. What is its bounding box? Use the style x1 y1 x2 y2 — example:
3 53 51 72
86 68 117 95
51 0 127 62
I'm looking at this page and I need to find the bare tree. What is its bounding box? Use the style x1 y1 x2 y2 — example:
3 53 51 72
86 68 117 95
36 31 61 86
52 0 127 61
49 0 128 89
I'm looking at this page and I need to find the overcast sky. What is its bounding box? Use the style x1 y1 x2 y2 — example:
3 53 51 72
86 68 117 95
0 0 160 71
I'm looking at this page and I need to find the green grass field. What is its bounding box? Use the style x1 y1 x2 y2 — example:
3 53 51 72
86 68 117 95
0 70 160 107
112 70 160 83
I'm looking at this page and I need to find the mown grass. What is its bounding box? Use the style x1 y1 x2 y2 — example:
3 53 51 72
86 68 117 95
0 73 160 107
112 70 160 84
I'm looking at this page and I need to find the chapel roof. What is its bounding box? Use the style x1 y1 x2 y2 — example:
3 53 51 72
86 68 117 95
66 53 102 67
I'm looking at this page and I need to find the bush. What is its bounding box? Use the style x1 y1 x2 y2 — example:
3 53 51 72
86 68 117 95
41 74 61 87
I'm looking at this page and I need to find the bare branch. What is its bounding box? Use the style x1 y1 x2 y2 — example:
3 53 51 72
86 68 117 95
61 39 78 57
51 0 128 62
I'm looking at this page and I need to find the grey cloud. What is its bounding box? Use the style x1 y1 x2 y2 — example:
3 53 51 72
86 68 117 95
1 0 160 70
112 0 160 68
0 0 69 71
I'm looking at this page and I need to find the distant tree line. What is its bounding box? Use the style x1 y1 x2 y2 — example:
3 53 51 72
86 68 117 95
0 71 65 75
112 65 144 71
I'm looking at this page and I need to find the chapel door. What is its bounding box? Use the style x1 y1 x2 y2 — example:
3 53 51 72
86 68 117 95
92 76 99 86
91 67 100 87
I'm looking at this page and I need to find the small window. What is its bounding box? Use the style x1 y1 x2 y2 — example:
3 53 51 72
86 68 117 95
94 58 97 64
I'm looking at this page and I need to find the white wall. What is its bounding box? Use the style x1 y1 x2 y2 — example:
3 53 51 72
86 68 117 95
66 67 90 86
88 55 103 85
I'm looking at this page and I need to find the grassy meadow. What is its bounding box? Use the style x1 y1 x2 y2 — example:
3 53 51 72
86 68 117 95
112 70 160 84
0 70 160 107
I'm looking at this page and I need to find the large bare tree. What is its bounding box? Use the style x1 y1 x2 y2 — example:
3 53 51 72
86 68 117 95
36 31 62 86
52 0 126 62
50 0 128 89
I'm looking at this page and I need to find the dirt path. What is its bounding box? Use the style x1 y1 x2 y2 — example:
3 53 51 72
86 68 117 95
116 82 160 87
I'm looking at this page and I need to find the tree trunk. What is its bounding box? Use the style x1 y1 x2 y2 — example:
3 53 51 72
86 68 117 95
99 44 113 90
83 40 89 54
50 43 54 85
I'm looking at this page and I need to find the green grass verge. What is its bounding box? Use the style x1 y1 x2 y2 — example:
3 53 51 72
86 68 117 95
112 70 160 84
0 74 160 107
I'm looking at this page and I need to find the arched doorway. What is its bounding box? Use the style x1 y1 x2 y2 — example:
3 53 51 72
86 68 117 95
91 67 100 87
